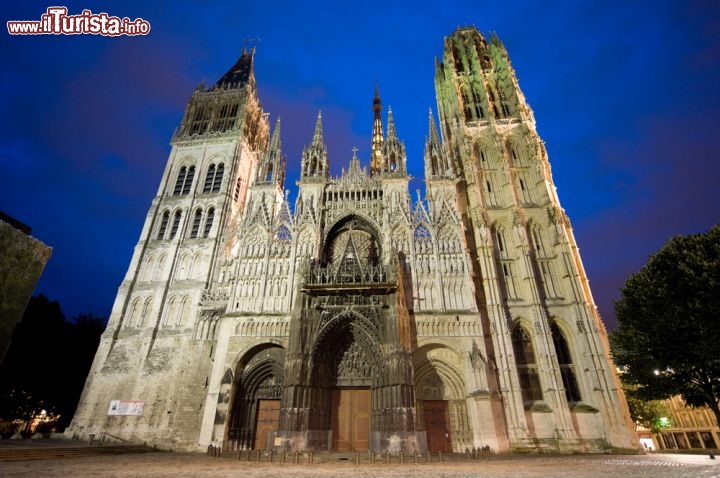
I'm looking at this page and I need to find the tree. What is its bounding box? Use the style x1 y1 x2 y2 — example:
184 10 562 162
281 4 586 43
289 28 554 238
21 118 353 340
611 224 720 428
0 295 105 433
622 383 670 433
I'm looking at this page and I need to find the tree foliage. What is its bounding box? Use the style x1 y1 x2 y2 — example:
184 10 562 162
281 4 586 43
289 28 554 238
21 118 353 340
0 294 105 433
622 384 670 433
611 224 720 428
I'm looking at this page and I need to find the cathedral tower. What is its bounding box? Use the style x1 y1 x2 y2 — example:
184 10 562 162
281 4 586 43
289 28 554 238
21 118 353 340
68 47 269 446
434 27 636 451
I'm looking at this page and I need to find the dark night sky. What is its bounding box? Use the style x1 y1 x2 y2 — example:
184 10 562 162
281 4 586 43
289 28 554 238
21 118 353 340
1 1 718 329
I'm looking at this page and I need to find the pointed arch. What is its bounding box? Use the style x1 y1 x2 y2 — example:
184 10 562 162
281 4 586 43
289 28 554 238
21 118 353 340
506 137 530 168
155 254 167 280
173 166 186 195
138 296 154 328
413 344 467 399
190 208 203 238
474 137 504 169
203 164 216 193
203 207 215 238
322 214 382 266
177 252 190 280
173 163 194 196
212 163 224 192
178 296 191 326
127 298 141 328
413 343 471 452
226 344 286 450
191 252 203 280
511 322 543 405
494 223 510 258
169 210 182 239
164 296 178 326
157 210 170 239
143 254 156 281
531 223 548 258
182 166 195 194
550 319 581 403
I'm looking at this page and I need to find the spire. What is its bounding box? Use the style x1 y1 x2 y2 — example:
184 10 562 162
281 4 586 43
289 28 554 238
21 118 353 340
380 106 406 175
270 117 282 151
256 118 285 187
428 108 441 147
425 109 452 179
215 46 255 89
300 111 329 181
387 107 397 140
370 82 384 175
312 110 324 145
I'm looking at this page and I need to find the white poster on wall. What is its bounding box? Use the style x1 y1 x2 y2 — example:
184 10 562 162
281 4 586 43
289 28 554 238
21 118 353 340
107 399 145 416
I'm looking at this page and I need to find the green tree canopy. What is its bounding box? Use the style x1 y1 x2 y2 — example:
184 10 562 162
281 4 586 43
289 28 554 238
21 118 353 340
622 383 670 433
611 224 720 428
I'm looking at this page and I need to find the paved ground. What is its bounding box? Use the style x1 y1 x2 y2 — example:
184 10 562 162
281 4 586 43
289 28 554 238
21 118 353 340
3 451 720 478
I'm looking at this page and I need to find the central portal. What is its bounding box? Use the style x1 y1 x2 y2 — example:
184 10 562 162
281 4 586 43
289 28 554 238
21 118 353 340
279 214 419 453
331 388 370 451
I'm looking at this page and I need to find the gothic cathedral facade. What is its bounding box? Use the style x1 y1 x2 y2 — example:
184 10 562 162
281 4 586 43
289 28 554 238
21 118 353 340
69 27 638 453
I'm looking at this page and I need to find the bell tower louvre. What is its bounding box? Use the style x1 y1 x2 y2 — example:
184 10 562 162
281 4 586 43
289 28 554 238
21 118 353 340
68 27 638 454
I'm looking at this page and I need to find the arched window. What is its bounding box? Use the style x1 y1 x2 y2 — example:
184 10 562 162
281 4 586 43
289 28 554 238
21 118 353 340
178 296 190 326
499 88 511 117
144 255 156 281
164 297 177 326
551 321 582 403
472 89 484 118
212 164 224 192
155 254 167 280
461 89 473 121
157 211 170 239
532 226 547 257
173 166 187 195
190 208 202 238
495 227 508 257
203 164 216 193
177 253 190 280
182 166 195 195
169 211 182 239
138 297 153 327
203 208 215 238
512 325 543 404
173 165 195 195
189 105 209 135
127 298 140 328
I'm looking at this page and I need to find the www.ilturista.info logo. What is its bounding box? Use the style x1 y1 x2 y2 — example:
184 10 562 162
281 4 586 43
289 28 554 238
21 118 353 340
7 7 150 36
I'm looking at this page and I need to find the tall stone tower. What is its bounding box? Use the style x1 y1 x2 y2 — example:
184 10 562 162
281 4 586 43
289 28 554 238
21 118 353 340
432 27 636 451
68 47 269 446
68 29 637 454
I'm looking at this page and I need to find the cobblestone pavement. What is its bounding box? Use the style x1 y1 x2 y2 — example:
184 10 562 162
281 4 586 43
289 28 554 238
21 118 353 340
3 452 720 478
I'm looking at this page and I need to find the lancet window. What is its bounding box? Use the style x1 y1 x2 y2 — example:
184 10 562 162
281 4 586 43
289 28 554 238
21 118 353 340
512 325 543 404
551 321 581 403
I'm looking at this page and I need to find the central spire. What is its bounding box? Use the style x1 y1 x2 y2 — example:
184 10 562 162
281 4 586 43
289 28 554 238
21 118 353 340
370 82 384 175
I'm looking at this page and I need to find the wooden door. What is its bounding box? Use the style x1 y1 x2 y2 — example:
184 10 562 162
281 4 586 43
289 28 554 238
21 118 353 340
424 400 451 452
253 399 280 450
331 388 370 451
